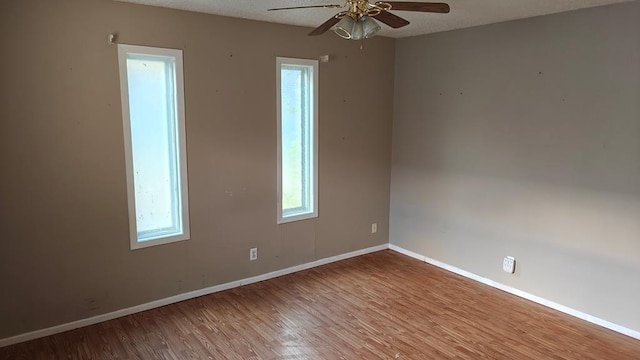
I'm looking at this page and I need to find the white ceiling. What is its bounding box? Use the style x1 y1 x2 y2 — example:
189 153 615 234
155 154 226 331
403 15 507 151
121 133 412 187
116 0 633 38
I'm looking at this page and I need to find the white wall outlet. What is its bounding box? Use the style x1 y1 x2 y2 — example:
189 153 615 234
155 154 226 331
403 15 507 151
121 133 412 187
249 248 258 261
371 223 378 234
503 256 516 273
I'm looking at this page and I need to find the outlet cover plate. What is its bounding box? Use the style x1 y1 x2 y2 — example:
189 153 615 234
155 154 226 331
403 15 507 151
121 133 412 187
503 256 515 273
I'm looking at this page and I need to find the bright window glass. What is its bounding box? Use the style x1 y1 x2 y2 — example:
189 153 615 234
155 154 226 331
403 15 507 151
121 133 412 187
277 57 318 223
118 45 190 249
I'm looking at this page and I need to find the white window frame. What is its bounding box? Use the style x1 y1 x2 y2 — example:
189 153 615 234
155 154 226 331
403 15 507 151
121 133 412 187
276 57 319 224
118 44 190 250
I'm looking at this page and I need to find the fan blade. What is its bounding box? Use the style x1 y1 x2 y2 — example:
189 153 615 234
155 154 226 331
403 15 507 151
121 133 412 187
372 11 410 28
377 1 450 13
268 4 342 11
308 15 343 36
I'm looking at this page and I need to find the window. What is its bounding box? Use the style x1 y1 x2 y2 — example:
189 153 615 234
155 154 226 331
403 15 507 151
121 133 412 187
276 57 319 224
118 44 190 249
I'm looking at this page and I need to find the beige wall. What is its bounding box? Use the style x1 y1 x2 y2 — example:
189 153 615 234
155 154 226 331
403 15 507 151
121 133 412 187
0 0 394 338
391 2 640 331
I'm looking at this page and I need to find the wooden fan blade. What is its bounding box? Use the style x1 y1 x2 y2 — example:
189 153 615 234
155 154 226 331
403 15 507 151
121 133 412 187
308 15 343 36
377 1 450 13
268 4 342 11
372 11 410 28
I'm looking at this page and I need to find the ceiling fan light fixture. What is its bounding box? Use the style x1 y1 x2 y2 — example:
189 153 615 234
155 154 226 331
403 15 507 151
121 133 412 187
333 16 381 40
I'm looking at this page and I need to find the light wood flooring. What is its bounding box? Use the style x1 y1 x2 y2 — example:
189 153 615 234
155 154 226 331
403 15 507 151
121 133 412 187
1 250 639 359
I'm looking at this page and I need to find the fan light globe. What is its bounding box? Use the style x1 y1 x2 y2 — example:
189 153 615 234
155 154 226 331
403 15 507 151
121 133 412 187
360 16 381 38
333 16 356 39
333 16 381 40
351 20 365 40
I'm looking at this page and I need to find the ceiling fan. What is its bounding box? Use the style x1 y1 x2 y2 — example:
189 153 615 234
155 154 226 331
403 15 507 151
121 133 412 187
268 1 450 40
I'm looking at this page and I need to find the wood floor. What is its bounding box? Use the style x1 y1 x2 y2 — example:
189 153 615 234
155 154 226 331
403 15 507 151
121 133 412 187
1 250 639 359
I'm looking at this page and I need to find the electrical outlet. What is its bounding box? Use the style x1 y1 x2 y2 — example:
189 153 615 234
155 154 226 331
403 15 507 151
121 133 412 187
371 223 378 234
249 248 258 261
503 256 515 274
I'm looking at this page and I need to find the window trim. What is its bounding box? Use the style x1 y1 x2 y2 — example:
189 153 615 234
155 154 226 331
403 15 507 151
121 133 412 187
276 57 319 224
117 44 190 250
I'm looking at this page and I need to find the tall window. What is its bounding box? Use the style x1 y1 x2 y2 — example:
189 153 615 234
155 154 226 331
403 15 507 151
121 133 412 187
277 57 318 224
118 44 190 249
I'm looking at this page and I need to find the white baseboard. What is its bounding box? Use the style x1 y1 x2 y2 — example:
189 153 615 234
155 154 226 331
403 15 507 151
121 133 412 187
6 242 637 348
388 244 640 341
0 244 389 348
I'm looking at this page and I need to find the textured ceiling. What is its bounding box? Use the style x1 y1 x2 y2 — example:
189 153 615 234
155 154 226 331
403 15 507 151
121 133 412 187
116 0 633 38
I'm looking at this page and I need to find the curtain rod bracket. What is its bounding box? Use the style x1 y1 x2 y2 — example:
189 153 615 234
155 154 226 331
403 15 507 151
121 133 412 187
108 33 118 46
